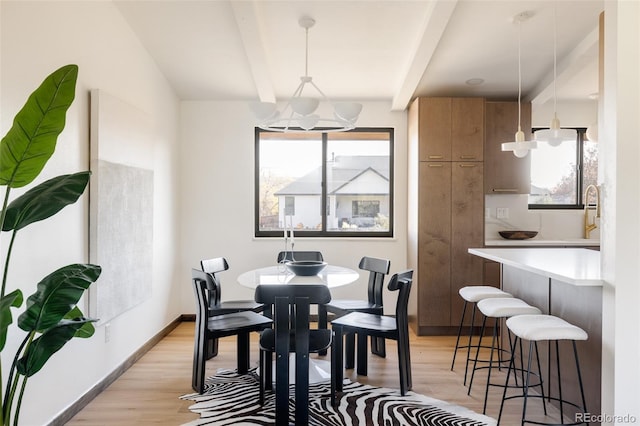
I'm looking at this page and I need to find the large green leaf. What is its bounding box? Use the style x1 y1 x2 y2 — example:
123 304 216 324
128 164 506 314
16 317 96 377
2 171 90 231
0 290 23 351
18 264 101 332
64 306 96 338
0 64 78 188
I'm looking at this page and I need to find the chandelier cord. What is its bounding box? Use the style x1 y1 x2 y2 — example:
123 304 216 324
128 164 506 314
304 25 309 78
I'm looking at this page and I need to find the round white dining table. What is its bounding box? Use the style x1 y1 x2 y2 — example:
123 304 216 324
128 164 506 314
237 264 359 289
236 264 360 383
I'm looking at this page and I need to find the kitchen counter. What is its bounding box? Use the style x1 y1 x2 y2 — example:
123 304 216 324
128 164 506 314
469 247 602 422
469 247 602 286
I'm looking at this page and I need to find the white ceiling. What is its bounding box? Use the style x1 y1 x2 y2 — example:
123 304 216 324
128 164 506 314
114 0 603 111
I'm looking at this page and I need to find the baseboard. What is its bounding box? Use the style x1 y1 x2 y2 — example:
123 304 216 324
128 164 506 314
47 315 187 426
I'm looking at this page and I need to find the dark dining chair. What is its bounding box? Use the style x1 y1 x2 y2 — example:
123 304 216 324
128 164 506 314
332 269 413 396
200 257 264 358
255 284 334 426
317 256 391 361
276 250 324 263
190 269 272 394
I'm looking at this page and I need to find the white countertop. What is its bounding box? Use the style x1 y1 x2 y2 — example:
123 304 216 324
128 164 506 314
485 238 600 247
469 247 603 286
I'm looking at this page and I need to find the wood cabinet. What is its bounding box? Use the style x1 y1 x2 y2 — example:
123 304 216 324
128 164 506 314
484 101 532 194
416 97 484 162
409 97 485 335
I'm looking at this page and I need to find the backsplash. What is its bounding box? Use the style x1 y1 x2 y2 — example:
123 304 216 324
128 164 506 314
485 194 601 241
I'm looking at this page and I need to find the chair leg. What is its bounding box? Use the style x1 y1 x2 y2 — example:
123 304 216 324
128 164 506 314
259 349 266 405
193 332 206 393
371 336 386 358
333 324 344 393
345 332 356 369
396 335 411 396
237 332 250 374
206 337 219 359
318 305 328 356
356 332 368 376
330 331 337 407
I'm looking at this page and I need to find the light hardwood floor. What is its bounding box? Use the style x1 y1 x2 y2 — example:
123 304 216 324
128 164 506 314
66 321 560 425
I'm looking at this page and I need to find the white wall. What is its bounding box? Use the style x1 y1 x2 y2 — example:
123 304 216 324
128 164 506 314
178 100 409 314
601 1 640 423
1 2 181 424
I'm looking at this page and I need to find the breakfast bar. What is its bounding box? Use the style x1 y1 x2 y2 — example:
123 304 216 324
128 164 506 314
468 248 603 423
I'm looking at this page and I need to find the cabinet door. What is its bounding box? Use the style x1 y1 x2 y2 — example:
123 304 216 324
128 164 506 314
418 98 451 161
484 101 532 194
452 98 484 161
418 162 451 327
450 162 484 326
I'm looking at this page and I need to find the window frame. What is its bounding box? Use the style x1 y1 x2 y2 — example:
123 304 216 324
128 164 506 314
254 127 394 238
528 127 590 210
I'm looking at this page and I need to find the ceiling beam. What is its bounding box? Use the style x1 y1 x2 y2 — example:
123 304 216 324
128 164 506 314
529 25 599 105
391 0 458 111
231 1 275 103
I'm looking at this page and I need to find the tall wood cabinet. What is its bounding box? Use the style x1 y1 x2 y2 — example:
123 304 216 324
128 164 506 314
409 97 485 335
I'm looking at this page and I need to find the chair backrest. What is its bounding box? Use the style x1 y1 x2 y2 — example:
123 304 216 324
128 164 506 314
387 269 414 332
200 257 229 307
191 269 213 322
276 251 324 263
359 256 391 307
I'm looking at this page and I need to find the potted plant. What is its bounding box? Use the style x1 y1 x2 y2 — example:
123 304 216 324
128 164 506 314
0 64 101 425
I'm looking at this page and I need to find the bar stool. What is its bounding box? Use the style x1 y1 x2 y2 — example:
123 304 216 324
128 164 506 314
498 314 589 426
451 285 513 385
468 297 543 414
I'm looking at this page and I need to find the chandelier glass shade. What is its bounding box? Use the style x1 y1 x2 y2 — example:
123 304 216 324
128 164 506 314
251 17 362 133
501 12 537 158
534 6 576 147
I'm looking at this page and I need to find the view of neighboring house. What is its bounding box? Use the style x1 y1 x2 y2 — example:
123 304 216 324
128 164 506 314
275 155 390 231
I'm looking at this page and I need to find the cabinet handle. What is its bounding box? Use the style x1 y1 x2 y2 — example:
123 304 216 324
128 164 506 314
492 188 518 193
428 155 444 159
428 164 443 168
459 164 476 168
459 155 476 159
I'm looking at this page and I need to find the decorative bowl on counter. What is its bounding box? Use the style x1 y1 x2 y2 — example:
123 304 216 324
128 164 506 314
284 260 328 276
498 230 538 240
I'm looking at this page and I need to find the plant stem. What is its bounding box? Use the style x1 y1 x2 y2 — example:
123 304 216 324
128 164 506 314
1 231 18 301
0 186 12 298
12 377 27 426
2 334 30 423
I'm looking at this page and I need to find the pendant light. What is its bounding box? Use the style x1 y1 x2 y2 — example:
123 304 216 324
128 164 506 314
250 17 362 133
535 6 576 146
501 12 537 158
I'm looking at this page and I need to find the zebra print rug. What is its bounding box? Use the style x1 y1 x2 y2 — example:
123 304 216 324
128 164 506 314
181 369 496 425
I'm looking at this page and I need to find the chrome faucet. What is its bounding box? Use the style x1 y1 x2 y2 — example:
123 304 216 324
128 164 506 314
583 184 600 239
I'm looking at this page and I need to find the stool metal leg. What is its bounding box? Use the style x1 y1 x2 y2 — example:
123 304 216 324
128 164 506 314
468 313 488 395
498 335 519 425
572 340 588 425
451 300 468 370
463 303 478 385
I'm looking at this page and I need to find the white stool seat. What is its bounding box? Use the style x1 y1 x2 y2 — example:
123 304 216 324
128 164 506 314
506 314 588 342
477 297 541 318
458 285 512 303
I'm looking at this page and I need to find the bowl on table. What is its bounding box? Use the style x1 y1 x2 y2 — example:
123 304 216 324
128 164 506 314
498 230 538 240
284 260 328 276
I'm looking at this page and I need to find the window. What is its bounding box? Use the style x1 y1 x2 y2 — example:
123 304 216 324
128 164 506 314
529 128 597 208
255 128 394 237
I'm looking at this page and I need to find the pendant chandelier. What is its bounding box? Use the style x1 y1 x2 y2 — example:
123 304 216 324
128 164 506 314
535 6 576 146
250 16 362 133
501 12 537 158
